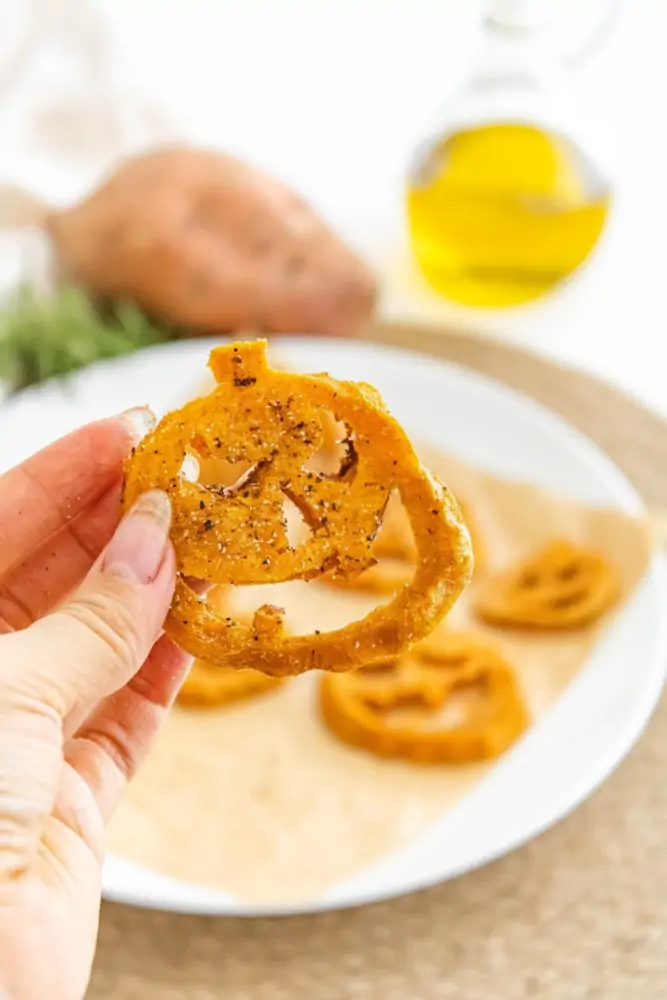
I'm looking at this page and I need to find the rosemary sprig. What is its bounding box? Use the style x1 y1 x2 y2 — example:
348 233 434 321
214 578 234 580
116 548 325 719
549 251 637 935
0 286 171 393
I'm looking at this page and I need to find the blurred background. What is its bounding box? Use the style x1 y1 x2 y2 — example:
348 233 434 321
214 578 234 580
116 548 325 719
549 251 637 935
0 0 664 404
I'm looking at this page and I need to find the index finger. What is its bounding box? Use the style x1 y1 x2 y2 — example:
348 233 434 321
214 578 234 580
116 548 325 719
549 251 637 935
0 409 153 578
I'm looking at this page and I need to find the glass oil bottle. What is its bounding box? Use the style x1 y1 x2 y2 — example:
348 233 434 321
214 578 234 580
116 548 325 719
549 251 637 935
406 0 611 308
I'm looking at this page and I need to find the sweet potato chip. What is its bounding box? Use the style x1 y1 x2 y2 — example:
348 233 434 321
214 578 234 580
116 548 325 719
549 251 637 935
475 539 619 629
320 633 528 763
122 340 472 675
178 662 283 708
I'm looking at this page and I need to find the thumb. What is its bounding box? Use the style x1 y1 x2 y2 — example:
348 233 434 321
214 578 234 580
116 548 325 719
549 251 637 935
13 490 177 722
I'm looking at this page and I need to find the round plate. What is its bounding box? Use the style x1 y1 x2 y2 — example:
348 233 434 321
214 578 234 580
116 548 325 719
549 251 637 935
2 337 665 917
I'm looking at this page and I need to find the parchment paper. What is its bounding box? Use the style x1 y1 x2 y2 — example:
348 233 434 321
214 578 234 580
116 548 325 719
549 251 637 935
106 448 651 906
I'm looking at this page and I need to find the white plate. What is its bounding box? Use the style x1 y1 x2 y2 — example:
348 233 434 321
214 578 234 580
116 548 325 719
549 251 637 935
2 337 666 917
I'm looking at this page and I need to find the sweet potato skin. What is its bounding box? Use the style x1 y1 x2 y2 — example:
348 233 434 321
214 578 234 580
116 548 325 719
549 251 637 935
47 147 376 338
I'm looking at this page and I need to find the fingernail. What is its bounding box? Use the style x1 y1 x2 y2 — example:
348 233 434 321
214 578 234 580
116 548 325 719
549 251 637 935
102 490 172 584
120 406 156 443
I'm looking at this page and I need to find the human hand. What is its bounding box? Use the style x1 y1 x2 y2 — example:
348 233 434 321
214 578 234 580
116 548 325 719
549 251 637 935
0 413 191 1000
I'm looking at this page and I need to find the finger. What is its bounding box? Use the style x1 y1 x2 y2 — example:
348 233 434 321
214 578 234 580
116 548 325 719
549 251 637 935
0 483 121 633
64 636 191 823
6 490 176 723
0 409 153 578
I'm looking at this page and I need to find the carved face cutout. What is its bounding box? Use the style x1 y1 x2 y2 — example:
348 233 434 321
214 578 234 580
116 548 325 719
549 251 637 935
324 494 484 596
323 493 416 594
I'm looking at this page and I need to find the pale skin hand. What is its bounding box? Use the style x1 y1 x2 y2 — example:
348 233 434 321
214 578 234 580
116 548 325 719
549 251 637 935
0 413 191 1000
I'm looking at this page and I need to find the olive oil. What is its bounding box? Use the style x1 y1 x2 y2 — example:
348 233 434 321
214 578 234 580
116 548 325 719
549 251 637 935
407 123 610 308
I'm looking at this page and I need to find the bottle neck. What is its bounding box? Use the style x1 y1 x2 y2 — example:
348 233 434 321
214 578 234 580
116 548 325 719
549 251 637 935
431 2 568 139
475 3 562 84
485 0 553 32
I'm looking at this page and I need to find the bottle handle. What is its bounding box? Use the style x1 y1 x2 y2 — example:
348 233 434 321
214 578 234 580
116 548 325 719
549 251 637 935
564 0 623 67
486 0 622 68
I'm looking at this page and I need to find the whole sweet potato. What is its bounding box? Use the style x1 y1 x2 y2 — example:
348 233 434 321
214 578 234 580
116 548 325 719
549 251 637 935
47 147 376 338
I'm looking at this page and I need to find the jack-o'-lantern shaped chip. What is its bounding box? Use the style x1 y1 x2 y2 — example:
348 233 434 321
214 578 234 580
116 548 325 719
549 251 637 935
475 540 620 630
320 633 528 763
178 661 283 708
122 340 473 676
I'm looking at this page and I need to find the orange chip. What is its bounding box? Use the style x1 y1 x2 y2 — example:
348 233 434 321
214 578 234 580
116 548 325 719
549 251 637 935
475 539 619 629
320 633 528 763
178 662 282 708
122 340 472 676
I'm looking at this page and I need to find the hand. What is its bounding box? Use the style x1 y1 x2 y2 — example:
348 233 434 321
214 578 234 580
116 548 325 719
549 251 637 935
0 413 191 1000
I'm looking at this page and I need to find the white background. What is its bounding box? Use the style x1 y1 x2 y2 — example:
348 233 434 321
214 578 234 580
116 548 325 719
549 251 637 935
1 0 665 416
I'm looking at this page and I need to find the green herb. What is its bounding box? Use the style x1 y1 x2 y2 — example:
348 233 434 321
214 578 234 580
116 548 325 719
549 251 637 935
0 286 171 393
